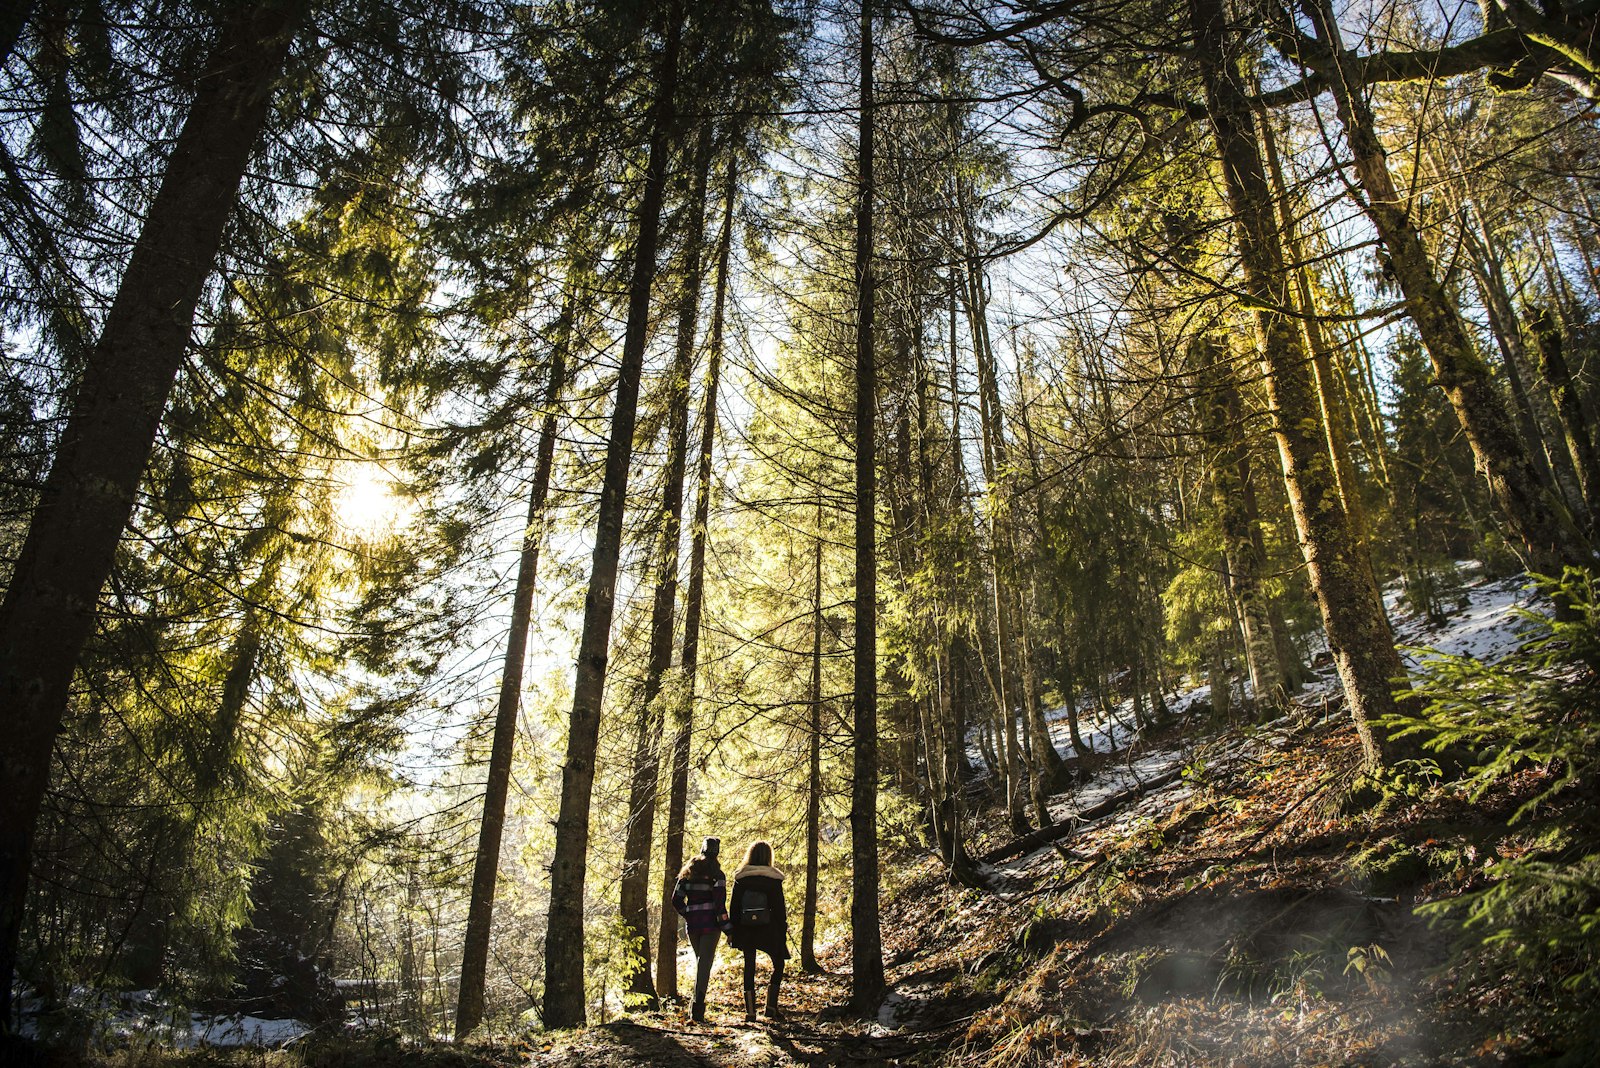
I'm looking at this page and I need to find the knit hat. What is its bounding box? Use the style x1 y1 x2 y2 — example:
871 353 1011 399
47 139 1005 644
702 836 720 858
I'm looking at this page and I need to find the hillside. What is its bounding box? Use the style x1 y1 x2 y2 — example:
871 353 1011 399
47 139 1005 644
499 570 1592 1068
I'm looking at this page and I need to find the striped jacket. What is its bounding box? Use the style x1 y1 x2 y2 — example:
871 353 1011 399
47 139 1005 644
671 864 732 937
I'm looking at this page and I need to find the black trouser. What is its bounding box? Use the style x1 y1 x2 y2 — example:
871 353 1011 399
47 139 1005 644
689 929 720 1005
743 946 783 998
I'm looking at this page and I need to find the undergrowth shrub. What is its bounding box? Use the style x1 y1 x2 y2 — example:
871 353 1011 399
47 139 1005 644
1384 568 1600 1046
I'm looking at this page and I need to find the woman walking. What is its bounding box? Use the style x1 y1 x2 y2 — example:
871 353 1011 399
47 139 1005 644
729 840 789 1021
670 837 732 1023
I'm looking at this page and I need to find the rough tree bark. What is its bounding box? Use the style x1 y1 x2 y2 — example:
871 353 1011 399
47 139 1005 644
1446 170 1565 499
848 0 886 1015
1530 305 1600 524
961 238 1061 827
1303 0 1590 572
1191 0 1405 768
655 149 738 998
1257 102 1375 563
618 126 714 1010
1192 336 1284 712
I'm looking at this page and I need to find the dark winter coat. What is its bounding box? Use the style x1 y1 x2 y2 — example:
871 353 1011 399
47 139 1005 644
728 864 790 958
671 861 731 938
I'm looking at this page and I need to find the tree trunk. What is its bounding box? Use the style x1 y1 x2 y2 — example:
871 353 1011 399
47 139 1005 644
1258 104 1374 561
951 134 1051 823
1193 336 1285 712
1191 0 1404 768
847 0 885 1015
618 126 714 1011
966 700 992 777
1010 383 1066 784
1208 631 1232 719
654 149 737 999
1304 0 1589 572
1325 252 1401 500
801 499 825 973
1530 305 1600 524
936 648 981 883
455 288 573 1039
1058 646 1090 758
911 333 981 885
915 694 945 852
1458 205 1565 498
1017 599 1054 824
970 613 1024 824
962 270 1031 833
0 0 303 1023
542 0 682 1029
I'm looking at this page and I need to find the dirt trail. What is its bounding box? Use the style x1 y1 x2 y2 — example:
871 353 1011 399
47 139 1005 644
524 968 959 1067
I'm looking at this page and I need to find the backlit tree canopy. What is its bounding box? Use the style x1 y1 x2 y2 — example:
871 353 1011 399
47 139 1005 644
4 0 1600 1059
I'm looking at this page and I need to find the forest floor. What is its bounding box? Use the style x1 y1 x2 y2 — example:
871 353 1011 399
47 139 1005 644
55 571 1589 1068
503 571 1578 1068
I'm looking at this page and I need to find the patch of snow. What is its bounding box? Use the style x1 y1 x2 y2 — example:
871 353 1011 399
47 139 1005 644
179 1014 312 1049
987 565 1542 881
14 988 312 1052
1059 749 1187 817
1396 575 1542 667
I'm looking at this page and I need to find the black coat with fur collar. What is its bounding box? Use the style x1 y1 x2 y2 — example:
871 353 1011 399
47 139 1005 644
728 864 790 958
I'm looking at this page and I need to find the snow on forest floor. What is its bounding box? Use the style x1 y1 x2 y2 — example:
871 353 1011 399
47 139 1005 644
1392 571 1542 664
982 569 1538 880
15 987 314 1053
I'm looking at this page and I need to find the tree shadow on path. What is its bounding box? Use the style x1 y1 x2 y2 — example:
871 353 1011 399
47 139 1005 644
530 1018 720 1068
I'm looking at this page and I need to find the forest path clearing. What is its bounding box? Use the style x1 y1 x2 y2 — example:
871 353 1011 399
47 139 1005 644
525 967 957 1067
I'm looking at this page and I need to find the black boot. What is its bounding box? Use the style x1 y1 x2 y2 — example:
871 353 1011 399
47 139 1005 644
743 988 757 1022
691 1000 706 1024
764 984 782 1019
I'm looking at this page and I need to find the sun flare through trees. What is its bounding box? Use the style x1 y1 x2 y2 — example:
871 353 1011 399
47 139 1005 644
4 0 1600 1063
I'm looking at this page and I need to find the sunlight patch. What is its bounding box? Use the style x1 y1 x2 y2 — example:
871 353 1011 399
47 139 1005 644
333 461 409 540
